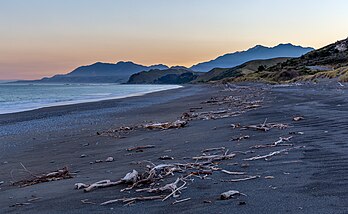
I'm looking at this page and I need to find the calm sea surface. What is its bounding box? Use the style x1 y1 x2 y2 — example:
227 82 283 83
0 83 181 114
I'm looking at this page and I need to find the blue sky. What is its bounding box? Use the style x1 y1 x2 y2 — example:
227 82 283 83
1 0 348 79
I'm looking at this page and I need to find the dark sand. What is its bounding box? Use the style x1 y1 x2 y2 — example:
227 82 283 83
0 83 347 214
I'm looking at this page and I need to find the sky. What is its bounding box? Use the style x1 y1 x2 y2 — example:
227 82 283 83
1 0 348 80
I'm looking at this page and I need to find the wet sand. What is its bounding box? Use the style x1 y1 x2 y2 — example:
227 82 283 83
0 83 347 214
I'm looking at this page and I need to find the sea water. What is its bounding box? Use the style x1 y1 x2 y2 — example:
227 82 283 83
0 83 182 114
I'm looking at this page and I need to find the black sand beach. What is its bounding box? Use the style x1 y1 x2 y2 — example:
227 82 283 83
0 83 347 214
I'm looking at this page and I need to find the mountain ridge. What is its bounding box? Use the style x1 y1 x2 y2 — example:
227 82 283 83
190 44 314 72
17 61 169 83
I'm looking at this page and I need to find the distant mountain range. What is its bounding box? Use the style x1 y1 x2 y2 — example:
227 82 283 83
263 38 348 82
16 43 314 84
17 61 168 83
193 57 290 83
190 44 314 72
210 37 348 83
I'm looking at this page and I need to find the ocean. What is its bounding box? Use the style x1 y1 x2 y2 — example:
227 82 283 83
0 83 182 114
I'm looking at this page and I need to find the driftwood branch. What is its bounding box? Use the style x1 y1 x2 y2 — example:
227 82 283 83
101 195 165 205
127 145 155 152
221 175 260 182
244 148 292 161
13 167 72 187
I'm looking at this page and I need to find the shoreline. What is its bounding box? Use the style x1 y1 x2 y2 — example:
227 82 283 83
0 83 347 213
0 84 183 115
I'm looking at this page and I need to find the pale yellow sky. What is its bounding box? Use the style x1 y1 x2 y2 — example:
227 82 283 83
1 0 348 79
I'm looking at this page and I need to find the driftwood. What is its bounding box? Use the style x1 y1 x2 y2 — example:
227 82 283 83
13 167 72 187
202 147 226 153
190 170 213 175
127 145 155 152
231 123 241 129
105 157 114 162
243 119 289 132
189 107 203 112
245 104 262 109
143 120 187 130
172 197 191 205
250 136 293 149
135 178 187 201
192 153 236 161
220 190 246 200
221 170 245 175
293 116 304 121
221 175 260 182
81 199 96 205
101 195 165 205
159 155 174 160
76 170 139 192
231 135 250 141
163 179 187 201
183 110 243 121
244 148 293 161
101 119 188 138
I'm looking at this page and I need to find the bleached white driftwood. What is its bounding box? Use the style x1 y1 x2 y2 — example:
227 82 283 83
221 175 260 182
244 148 292 161
221 170 245 175
80 170 139 192
101 195 165 205
220 190 246 200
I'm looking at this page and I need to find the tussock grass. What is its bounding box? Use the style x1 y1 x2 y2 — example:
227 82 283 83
293 66 348 82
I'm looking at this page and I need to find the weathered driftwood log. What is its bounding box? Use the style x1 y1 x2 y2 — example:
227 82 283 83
143 120 187 130
76 169 139 192
81 180 122 192
13 167 72 187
